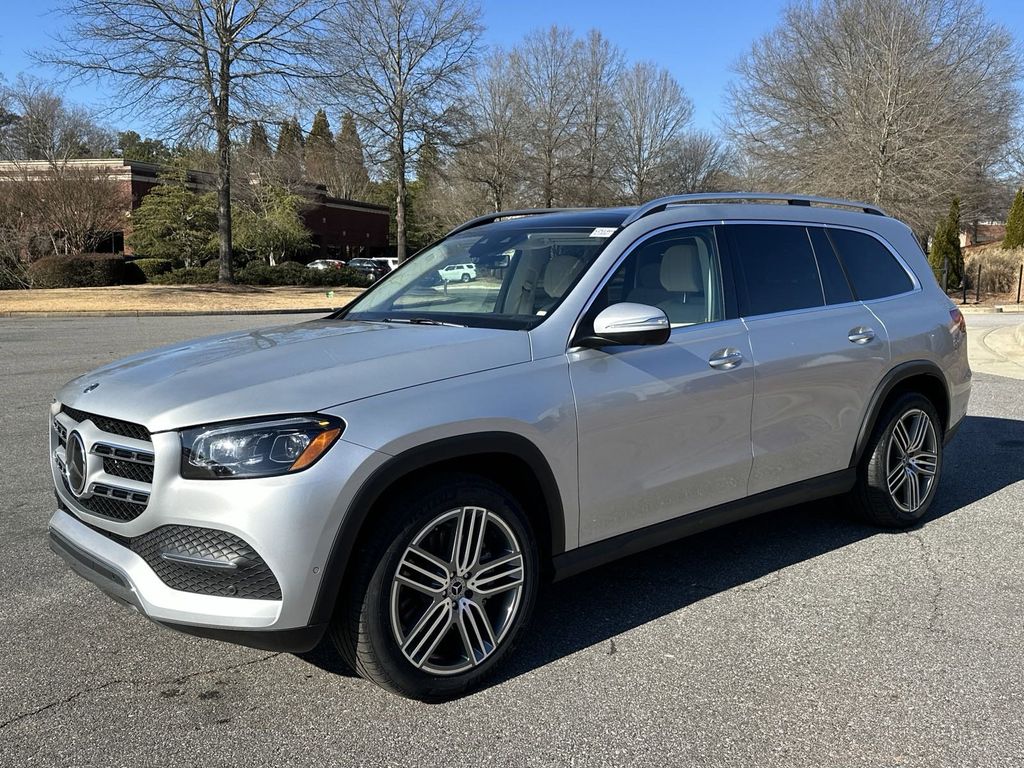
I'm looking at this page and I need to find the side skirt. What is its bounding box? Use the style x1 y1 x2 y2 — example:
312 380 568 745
551 468 856 581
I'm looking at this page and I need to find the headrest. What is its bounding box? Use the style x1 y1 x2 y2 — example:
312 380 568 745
541 254 581 298
660 244 701 293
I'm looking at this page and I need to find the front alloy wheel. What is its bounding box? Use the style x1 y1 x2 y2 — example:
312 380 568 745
390 506 526 674
332 474 538 700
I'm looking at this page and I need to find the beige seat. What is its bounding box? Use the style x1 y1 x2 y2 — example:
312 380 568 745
535 254 583 311
657 244 706 324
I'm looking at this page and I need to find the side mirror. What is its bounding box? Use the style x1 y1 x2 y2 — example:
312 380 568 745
581 303 671 347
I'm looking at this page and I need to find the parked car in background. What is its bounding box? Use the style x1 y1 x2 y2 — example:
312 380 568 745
307 259 347 271
348 258 389 281
46 193 970 702
438 262 477 282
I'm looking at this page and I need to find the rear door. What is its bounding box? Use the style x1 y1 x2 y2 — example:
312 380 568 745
724 223 889 495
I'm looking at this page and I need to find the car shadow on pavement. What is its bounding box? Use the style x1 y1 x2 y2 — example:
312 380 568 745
299 415 1024 690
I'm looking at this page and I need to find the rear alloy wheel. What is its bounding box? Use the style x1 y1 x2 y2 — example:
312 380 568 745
331 474 538 700
850 392 943 528
461 272 471 282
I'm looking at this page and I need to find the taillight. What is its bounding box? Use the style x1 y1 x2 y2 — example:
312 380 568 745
949 308 966 334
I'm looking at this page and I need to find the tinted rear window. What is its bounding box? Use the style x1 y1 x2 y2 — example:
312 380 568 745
828 229 914 300
728 224 824 316
808 227 854 305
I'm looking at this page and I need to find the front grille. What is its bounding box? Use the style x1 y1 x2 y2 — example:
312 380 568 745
103 458 155 483
61 477 147 521
56 405 155 521
61 405 151 442
62 508 281 601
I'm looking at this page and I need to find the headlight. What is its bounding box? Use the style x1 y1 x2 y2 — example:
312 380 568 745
180 415 343 479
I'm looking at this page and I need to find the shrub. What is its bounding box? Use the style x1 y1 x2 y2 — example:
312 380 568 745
131 258 173 281
149 264 220 285
964 247 1024 295
28 254 143 288
233 261 372 288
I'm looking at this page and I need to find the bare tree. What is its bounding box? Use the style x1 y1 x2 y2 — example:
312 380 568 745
613 61 694 203
511 26 585 208
0 162 130 256
41 0 331 282
669 130 733 193
726 0 1021 234
323 0 482 261
573 30 623 206
0 76 114 163
459 50 523 212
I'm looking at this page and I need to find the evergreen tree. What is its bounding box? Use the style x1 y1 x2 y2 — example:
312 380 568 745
335 113 370 201
929 197 963 289
247 123 272 159
1003 188 1024 248
306 109 336 189
128 161 217 267
275 117 304 156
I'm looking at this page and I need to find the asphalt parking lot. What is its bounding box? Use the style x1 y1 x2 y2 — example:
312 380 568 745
2 314 1023 767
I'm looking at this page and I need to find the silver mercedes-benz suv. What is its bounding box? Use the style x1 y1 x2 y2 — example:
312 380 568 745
48 193 971 700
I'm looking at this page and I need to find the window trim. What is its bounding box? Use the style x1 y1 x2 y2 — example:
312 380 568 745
568 221 736 349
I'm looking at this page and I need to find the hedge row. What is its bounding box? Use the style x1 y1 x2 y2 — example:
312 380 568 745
27 255 146 289
13 255 373 289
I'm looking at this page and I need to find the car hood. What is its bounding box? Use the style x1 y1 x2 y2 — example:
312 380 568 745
57 320 532 432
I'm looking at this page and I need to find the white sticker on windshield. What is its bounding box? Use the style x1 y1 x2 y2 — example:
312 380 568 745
589 227 617 238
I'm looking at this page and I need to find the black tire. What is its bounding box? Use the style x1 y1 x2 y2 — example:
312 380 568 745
849 392 943 528
330 473 539 701
461 272 471 282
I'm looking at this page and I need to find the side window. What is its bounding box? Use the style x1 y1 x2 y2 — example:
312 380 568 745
807 227 854 305
728 224 824 316
827 228 914 300
586 227 725 329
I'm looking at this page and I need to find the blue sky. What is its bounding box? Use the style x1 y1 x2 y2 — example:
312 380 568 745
1 0 1021 135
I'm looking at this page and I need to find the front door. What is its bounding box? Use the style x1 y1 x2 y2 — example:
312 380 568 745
569 226 755 545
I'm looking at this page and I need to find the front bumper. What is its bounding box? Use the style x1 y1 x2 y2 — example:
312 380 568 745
48 400 388 644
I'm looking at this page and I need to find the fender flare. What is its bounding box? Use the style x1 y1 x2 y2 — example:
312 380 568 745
306 431 566 627
850 360 950 466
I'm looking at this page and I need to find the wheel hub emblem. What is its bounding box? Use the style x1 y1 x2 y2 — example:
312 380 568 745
65 431 88 497
449 578 466 598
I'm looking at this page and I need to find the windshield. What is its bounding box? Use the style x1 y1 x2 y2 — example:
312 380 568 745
341 225 615 329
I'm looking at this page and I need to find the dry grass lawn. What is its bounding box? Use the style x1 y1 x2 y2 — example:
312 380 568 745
0 284 366 315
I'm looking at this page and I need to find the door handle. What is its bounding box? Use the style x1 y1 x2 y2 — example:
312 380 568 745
708 348 744 370
848 327 876 344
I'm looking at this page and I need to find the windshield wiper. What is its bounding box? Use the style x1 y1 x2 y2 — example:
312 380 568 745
381 317 466 327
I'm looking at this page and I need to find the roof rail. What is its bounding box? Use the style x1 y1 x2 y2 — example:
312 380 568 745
620 193 886 228
445 208 577 237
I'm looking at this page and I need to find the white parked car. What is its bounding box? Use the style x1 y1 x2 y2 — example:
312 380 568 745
438 263 477 282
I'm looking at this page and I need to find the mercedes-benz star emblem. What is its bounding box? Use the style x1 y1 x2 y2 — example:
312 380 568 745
65 431 88 497
83 383 99 394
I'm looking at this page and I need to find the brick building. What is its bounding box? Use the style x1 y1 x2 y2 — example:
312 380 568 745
0 158 390 259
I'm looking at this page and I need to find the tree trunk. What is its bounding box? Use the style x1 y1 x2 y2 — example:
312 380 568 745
216 59 233 283
395 144 407 262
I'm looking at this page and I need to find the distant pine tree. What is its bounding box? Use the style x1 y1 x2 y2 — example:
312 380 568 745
306 109 336 189
276 117 304 156
1003 188 1024 248
247 123 272 159
929 197 963 289
336 113 370 200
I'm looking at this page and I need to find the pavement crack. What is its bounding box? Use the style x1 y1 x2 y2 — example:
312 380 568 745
0 652 280 732
905 530 943 634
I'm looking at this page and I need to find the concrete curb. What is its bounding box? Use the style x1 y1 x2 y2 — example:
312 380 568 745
1 307 338 319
